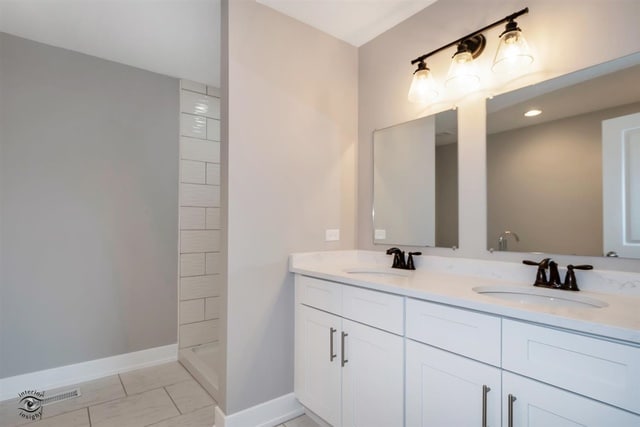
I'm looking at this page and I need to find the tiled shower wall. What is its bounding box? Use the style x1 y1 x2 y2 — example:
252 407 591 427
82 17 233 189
178 80 222 349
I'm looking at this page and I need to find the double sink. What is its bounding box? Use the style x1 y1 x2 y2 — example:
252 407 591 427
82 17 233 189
343 268 608 309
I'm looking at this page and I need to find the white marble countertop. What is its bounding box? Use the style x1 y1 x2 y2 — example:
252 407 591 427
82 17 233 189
290 250 640 345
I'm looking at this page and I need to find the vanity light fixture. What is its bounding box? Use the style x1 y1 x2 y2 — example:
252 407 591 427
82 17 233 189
524 108 542 117
408 7 532 104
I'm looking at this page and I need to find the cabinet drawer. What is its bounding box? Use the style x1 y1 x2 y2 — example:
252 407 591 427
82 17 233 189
295 275 342 315
503 319 640 414
406 298 501 366
342 285 404 335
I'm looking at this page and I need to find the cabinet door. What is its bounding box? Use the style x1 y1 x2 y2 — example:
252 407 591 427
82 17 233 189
502 372 640 427
295 305 342 427
406 340 501 427
341 319 404 427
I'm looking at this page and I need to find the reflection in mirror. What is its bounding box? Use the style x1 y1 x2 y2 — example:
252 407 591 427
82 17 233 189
373 110 458 247
486 52 640 258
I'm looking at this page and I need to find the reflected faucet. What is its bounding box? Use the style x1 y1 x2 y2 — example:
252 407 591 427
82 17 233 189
498 230 520 251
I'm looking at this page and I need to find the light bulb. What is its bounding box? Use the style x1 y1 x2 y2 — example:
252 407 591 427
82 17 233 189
408 62 440 104
492 21 533 74
445 48 480 95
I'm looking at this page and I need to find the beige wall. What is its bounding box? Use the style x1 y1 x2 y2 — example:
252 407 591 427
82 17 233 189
223 0 357 415
358 0 640 271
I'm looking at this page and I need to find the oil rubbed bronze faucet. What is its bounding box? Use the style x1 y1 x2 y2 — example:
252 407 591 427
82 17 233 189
523 258 593 291
386 248 422 270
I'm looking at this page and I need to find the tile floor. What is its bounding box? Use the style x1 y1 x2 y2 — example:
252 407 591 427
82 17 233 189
0 362 319 427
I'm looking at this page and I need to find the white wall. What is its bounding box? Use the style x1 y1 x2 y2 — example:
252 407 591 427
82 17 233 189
358 0 640 271
223 0 357 415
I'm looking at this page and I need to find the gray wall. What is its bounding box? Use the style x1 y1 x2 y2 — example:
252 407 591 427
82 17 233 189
223 0 357 415
0 33 179 378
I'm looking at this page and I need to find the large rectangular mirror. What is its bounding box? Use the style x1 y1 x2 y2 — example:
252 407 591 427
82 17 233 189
373 109 458 247
486 52 640 258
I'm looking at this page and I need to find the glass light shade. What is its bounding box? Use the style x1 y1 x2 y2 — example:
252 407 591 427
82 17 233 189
408 66 439 104
492 29 534 74
445 50 480 94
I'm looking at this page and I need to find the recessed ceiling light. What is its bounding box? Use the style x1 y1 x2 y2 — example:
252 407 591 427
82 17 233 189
524 109 542 117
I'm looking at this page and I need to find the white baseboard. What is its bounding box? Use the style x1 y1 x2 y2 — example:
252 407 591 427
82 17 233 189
0 344 177 401
215 393 304 427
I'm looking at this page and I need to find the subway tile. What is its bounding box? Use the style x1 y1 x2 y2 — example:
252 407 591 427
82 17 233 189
205 252 221 275
205 208 221 229
206 163 220 185
205 297 221 320
146 404 214 427
179 320 218 348
180 230 220 253
206 86 221 97
180 160 206 184
180 299 205 325
180 80 207 94
180 275 222 300
206 118 220 141
118 363 191 396
181 114 207 139
180 207 206 230
180 138 219 163
180 253 205 277
89 388 178 427
181 184 219 207
164 380 213 414
180 91 220 119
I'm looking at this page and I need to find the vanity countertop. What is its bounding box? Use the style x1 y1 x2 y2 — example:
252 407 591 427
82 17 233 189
290 250 640 345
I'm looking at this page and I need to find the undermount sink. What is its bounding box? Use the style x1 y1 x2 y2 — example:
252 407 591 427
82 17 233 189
343 267 411 277
473 286 608 309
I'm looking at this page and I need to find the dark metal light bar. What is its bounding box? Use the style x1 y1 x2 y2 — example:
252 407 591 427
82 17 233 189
410 7 529 65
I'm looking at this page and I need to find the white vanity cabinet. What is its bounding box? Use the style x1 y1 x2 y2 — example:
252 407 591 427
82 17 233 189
406 340 501 427
294 275 404 427
404 300 640 427
501 319 640 426
502 372 640 427
405 299 502 427
293 269 640 427
295 304 342 426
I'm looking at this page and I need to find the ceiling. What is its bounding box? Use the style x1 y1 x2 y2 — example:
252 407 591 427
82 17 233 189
257 0 438 47
0 0 221 86
0 0 437 87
